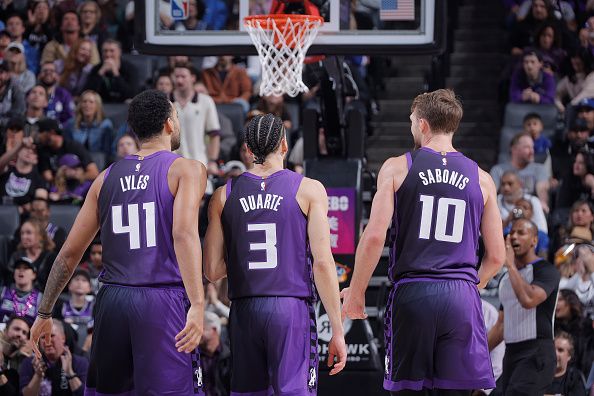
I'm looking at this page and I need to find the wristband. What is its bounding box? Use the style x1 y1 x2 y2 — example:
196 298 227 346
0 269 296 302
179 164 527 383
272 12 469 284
37 311 52 319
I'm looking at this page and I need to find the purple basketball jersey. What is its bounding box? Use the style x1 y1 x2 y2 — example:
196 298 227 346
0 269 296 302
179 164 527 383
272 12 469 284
98 151 183 287
222 170 313 300
389 147 484 283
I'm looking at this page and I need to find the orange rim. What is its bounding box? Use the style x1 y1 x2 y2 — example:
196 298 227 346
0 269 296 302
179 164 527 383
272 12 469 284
244 14 324 29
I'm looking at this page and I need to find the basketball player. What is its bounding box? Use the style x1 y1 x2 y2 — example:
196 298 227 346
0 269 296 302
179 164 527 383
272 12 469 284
342 89 506 395
204 113 347 395
29 90 207 395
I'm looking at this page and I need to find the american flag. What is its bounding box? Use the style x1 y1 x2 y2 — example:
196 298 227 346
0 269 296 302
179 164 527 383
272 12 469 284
380 0 415 21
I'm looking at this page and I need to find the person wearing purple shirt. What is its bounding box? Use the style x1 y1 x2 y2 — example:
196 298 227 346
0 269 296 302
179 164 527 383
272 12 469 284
343 89 506 394
510 49 556 104
204 113 346 395
28 90 207 395
39 61 74 126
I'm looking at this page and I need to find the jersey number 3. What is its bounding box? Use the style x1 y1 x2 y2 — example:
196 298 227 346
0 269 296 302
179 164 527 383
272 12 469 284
418 195 466 243
112 202 157 249
247 223 278 270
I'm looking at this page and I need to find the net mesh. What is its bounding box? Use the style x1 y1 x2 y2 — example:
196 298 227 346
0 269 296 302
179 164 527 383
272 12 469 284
244 14 323 97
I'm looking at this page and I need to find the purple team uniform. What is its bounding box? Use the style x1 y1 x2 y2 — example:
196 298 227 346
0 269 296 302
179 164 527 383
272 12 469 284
222 170 318 396
86 151 203 396
384 147 494 392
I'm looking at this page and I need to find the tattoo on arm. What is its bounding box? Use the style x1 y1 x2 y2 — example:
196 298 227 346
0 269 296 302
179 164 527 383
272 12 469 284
39 255 74 313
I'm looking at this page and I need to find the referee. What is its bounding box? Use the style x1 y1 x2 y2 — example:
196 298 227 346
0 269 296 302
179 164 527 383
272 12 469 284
488 218 560 395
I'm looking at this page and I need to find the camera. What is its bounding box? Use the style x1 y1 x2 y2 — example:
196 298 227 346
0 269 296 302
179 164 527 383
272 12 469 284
512 208 524 219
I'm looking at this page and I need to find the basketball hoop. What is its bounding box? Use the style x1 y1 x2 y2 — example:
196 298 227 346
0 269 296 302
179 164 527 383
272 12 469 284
244 14 323 97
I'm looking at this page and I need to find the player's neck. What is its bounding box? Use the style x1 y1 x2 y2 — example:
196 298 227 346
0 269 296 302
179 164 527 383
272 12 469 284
422 133 456 152
136 139 171 156
249 157 284 177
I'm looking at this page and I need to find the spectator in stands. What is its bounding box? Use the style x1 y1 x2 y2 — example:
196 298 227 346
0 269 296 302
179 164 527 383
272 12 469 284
556 49 594 110
23 85 48 135
156 55 190 79
79 239 102 292
522 112 551 162
206 282 229 320
29 197 66 253
556 149 594 208
516 0 578 31
172 63 220 176
552 117 591 185
58 38 94 97
488 218 560 394
545 332 587 395
202 55 252 113
2 116 24 153
491 132 550 212
0 257 42 324
3 315 31 371
200 311 231 396
0 61 25 128
114 132 139 160
534 22 567 75
509 49 556 104
41 11 100 67
560 244 594 315
49 154 92 204
5 14 38 74
173 0 206 31
0 138 47 210
78 0 107 50
509 0 558 55
554 289 594 377
577 98 594 131
6 219 55 288
498 170 548 232
19 319 87 396
202 0 229 30
54 269 94 350
5 42 34 94
0 31 11 61
155 72 174 96
39 61 73 126
84 39 137 103
24 0 52 58
505 198 550 257
256 95 292 131
36 117 99 183
64 90 113 154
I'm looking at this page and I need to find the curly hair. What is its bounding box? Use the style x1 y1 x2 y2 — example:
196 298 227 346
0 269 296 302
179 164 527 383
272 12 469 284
18 218 55 252
127 89 173 142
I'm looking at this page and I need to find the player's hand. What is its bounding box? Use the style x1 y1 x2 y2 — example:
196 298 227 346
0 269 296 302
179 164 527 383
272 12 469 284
29 317 53 360
340 287 367 320
175 304 203 353
327 335 347 375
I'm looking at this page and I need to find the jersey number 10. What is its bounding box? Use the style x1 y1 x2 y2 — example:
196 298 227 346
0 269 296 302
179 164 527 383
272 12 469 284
418 195 466 243
112 202 157 249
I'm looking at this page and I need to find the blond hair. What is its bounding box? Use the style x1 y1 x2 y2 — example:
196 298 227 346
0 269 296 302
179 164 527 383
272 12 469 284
74 90 105 129
410 89 463 134
18 218 55 252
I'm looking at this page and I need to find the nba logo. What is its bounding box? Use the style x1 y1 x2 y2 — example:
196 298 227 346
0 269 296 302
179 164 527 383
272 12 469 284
171 0 189 20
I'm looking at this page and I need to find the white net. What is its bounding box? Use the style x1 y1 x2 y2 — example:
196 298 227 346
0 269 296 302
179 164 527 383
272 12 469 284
244 15 323 97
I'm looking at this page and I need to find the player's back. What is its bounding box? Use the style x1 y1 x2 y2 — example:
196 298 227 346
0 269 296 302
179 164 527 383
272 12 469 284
98 151 182 287
222 169 312 299
390 147 483 283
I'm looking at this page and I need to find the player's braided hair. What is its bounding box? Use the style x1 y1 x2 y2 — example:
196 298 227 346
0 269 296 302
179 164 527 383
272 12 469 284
245 113 285 164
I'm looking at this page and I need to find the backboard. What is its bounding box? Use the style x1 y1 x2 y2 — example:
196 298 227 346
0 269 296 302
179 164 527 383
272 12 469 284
135 0 446 56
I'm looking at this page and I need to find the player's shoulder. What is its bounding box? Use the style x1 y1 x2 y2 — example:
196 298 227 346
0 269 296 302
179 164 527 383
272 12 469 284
170 157 207 178
299 176 327 197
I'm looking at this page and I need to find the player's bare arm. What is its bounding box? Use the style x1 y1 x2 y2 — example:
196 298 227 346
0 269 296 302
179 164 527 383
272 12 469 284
297 177 347 375
204 185 228 282
29 169 105 357
169 157 207 353
342 155 407 319
477 168 506 289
